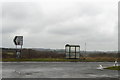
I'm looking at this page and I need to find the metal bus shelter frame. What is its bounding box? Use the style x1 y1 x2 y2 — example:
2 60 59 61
65 44 80 59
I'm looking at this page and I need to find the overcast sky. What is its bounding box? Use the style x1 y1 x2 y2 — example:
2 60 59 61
0 0 118 51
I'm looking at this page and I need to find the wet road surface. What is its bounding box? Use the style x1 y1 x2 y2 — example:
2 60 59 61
2 62 119 78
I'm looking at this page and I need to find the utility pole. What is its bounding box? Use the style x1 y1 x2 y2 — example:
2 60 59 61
85 42 86 54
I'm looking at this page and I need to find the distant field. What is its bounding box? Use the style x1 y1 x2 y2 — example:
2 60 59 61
2 48 119 62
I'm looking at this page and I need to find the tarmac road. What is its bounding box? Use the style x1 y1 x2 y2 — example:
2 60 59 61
2 62 119 78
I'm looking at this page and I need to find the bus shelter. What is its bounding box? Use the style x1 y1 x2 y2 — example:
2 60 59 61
65 44 80 59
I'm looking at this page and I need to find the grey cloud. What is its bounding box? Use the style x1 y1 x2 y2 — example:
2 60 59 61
2 26 19 34
1 1 118 51
2 2 46 34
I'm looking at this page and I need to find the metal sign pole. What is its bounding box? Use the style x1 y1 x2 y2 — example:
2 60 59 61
16 45 17 59
14 36 23 59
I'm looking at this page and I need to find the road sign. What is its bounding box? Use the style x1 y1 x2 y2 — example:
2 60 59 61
14 36 23 45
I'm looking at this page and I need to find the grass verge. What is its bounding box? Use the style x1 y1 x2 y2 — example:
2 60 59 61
2 58 83 62
2 57 118 62
104 66 120 70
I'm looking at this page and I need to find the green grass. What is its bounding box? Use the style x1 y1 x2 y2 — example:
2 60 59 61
104 66 120 70
2 58 82 62
2 57 117 62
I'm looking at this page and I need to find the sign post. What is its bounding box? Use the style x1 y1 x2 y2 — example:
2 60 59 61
13 36 23 59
